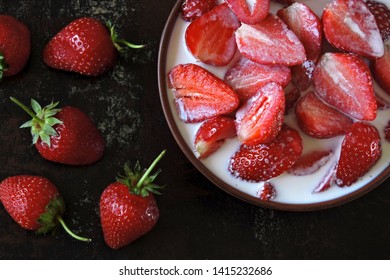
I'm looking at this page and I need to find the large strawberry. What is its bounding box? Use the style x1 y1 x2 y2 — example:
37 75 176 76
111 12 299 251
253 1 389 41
168 63 239 123
225 0 269 25
0 175 90 242
43 17 144 76
11 97 105 165
0 15 31 79
100 151 165 249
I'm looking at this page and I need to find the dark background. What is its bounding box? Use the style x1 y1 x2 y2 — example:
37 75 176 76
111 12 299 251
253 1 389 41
0 0 389 260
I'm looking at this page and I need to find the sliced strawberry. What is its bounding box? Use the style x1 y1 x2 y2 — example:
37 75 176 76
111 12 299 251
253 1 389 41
372 40 390 95
366 0 390 41
289 150 333 176
194 116 236 159
235 14 306 66
322 0 384 58
229 124 303 182
168 63 239 123
258 182 276 201
225 0 269 25
291 61 316 91
284 87 301 114
181 0 218 22
185 3 241 66
224 57 291 101
235 82 285 145
313 52 377 121
312 162 336 193
335 122 382 187
295 91 353 138
271 0 295 6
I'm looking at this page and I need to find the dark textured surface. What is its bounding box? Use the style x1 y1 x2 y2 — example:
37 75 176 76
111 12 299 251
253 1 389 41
0 0 389 260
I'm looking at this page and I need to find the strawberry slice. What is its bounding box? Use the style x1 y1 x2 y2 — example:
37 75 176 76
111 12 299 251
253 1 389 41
194 116 236 159
185 3 240 66
258 182 276 201
322 0 384 58
224 57 291 101
291 61 316 91
312 162 337 193
225 0 269 25
372 40 390 95
289 150 333 176
335 122 382 187
366 0 390 41
235 14 306 66
168 63 239 123
181 0 218 22
313 52 377 121
295 91 353 138
284 87 301 114
235 82 285 145
229 124 303 182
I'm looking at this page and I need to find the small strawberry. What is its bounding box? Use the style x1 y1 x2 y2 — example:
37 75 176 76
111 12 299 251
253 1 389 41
365 0 390 41
0 175 90 242
168 63 239 123
295 91 353 138
185 3 240 66
43 17 144 76
335 122 382 186
258 182 276 201
224 56 291 101
235 14 306 66
194 116 236 159
229 124 303 182
181 0 218 22
313 52 377 121
322 0 384 58
11 97 105 165
100 150 165 249
0 15 31 79
225 0 269 24
289 149 333 176
372 40 390 94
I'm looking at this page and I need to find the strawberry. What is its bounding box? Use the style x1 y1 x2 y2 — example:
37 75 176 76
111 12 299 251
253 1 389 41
181 0 218 22
372 40 390 94
0 15 31 79
168 63 239 123
225 0 269 25
43 17 144 76
284 86 301 114
365 0 390 41
335 122 382 186
235 14 306 66
0 175 90 242
229 124 303 182
312 52 377 121
312 162 337 193
271 0 295 6
289 149 333 176
322 0 384 58
384 120 390 142
235 82 285 145
185 3 240 66
194 116 236 159
11 97 105 165
258 182 276 201
224 56 291 101
295 91 353 138
100 151 165 249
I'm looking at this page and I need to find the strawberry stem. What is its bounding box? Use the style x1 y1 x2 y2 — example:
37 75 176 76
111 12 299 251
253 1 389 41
57 216 92 243
106 21 145 52
0 52 8 81
136 150 166 188
10 97 45 127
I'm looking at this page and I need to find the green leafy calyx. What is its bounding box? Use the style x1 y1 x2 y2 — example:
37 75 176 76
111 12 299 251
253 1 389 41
117 150 166 197
10 97 63 147
0 52 8 81
106 21 146 52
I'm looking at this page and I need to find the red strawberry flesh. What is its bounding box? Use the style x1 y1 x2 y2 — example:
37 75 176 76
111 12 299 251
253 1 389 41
372 41 390 95
225 0 269 25
258 182 277 201
181 0 218 22
289 149 333 176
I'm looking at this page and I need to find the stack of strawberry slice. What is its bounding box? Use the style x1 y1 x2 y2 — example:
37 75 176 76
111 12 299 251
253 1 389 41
169 0 390 201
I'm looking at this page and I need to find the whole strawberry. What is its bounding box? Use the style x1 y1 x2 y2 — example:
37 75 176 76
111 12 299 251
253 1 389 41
11 97 105 165
0 15 31 79
0 175 90 242
100 150 165 249
43 17 144 76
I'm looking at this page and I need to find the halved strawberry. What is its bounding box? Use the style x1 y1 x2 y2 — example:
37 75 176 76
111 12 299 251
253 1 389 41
185 3 241 66
168 63 239 123
284 87 301 114
289 149 333 176
235 14 306 66
312 162 336 193
225 0 269 25
335 122 382 187
194 116 236 159
224 57 291 101
366 0 390 41
295 91 353 138
313 52 377 121
235 82 285 145
372 40 390 95
291 60 316 91
258 182 276 201
181 0 218 22
322 0 384 58
229 124 303 182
